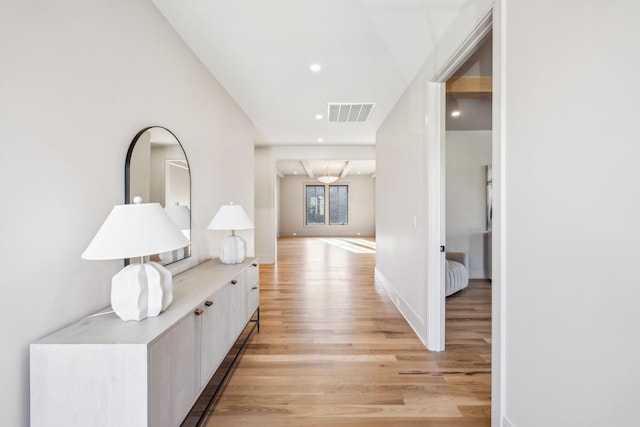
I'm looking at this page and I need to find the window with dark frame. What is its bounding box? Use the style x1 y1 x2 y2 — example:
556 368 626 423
329 185 348 225
305 184 348 226
305 185 325 225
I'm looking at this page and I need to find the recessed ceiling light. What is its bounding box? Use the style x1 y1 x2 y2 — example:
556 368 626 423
315 114 323 120
317 138 324 143
310 63 322 72
451 110 461 117
293 171 297 175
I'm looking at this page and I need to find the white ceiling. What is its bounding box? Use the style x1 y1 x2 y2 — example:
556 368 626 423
150 1 491 179
151 0 472 147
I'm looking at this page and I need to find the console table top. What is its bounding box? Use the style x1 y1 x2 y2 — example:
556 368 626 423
32 258 258 346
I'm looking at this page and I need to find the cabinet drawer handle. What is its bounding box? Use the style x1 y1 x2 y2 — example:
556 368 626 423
194 308 204 316
231 280 238 285
252 286 258 290
205 300 213 307
252 263 258 267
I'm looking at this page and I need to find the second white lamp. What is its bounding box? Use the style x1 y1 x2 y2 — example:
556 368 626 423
207 202 254 264
160 202 191 264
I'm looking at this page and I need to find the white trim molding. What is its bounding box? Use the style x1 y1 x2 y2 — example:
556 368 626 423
492 2 506 427
374 267 427 349
425 81 446 351
433 7 493 82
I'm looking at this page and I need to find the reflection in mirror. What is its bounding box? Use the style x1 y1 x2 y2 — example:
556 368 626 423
125 127 191 265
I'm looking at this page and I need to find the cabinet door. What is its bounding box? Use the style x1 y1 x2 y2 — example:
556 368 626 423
31 344 148 427
149 313 200 427
200 286 230 387
228 275 247 340
246 263 259 319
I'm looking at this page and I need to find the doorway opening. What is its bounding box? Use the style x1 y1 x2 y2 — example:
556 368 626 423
424 9 492 352
444 33 493 349
424 7 503 425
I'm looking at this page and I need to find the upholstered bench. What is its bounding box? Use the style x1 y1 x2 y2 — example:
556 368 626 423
445 252 469 296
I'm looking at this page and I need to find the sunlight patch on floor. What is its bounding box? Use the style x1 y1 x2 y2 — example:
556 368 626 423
318 238 376 253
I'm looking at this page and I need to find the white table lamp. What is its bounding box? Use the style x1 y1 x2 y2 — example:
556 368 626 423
82 197 190 321
165 202 191 229
160 202 191 263
207 202 254 264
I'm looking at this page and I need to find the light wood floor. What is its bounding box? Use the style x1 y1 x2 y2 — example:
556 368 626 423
203 237 491 426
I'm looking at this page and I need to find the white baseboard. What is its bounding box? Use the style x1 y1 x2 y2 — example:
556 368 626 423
469 267 485 279
374 267 428 347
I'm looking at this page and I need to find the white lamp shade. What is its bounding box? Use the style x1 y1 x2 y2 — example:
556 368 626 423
207 203 254 231
165 203 191 230
82 202 190 260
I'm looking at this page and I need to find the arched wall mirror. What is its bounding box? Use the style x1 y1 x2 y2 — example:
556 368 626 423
125 126 191 265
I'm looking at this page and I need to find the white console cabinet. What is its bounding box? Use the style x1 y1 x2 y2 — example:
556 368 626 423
30 258 259 427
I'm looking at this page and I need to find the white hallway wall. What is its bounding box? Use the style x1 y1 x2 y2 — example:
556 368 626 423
0 1 256 426
378 0 640 425
502 0 640 426
445 130 491 279
279 175 375 237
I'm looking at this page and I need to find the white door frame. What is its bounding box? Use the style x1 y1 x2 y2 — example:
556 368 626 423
425 6 493 350
424 6 502 426
425 80 446 351
425 5 508 427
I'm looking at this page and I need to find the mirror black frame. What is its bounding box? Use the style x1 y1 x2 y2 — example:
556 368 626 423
124 126 192 266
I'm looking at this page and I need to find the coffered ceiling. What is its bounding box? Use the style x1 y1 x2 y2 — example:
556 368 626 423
276 159 376 179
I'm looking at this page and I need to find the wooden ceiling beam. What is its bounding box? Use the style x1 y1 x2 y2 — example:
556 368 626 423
446 76 492 95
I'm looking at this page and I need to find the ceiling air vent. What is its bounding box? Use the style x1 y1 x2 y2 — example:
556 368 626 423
327 103 375 123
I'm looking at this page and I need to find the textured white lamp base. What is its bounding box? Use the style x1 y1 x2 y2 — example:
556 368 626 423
219 235 247 264
159 246 185 264
111 261 174 321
